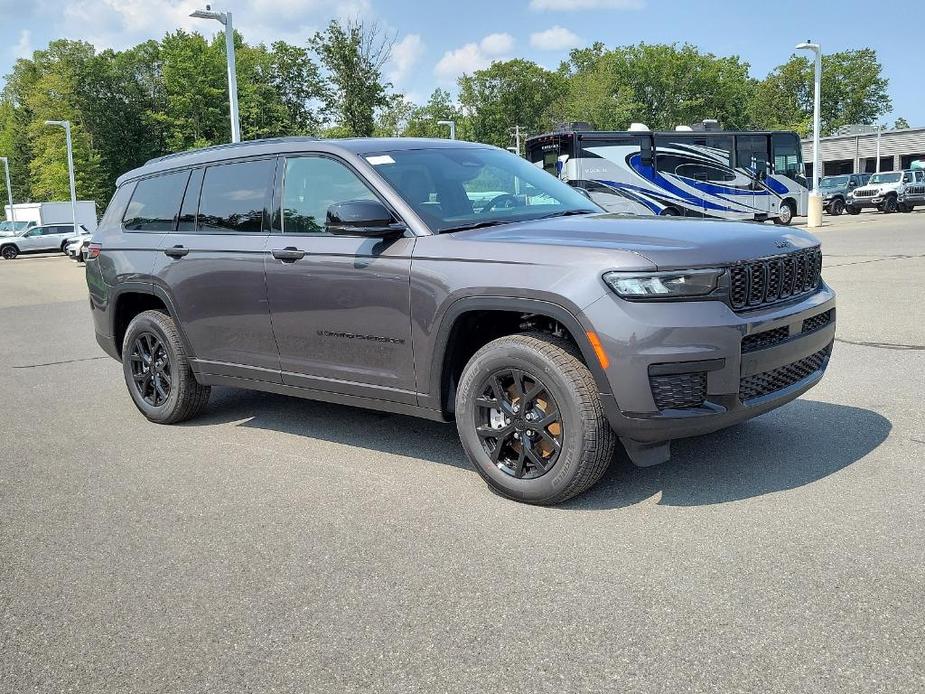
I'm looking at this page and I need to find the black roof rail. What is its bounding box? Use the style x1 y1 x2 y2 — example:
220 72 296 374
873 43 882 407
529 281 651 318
144 136 320 165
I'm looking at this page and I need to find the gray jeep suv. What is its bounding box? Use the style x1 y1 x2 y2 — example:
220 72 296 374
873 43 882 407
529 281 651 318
87 138 836 504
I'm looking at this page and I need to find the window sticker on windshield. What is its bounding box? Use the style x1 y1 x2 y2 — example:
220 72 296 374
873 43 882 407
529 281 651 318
366 155 395 166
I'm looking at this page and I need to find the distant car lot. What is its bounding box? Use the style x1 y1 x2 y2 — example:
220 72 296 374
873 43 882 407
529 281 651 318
1 210 923 692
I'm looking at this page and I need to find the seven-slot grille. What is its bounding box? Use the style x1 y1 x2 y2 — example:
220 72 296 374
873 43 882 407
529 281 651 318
852 188 878 198
729 248 822 310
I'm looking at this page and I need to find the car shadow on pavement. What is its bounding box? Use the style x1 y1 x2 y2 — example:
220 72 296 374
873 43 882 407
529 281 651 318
190 390 890 509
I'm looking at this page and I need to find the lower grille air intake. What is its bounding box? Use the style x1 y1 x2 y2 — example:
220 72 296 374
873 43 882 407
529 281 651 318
650 372 707 410
739 344 832 401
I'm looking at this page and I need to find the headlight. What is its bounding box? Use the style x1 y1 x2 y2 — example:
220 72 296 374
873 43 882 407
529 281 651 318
603 269 723 299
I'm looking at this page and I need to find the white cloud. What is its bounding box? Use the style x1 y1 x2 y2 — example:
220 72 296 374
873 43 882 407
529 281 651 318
14 29 33 60
529 26 582 51
389 34 424 85
434 33 515 81
529 0 644 10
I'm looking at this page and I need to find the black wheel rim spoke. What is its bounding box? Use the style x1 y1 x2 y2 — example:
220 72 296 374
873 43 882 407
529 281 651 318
130 331 171 407
474 367 563 479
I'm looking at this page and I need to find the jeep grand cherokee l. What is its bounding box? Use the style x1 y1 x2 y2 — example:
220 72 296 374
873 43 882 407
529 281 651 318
86 137 836 505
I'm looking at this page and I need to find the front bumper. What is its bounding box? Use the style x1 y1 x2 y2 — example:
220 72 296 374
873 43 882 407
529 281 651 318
847 196 882 209
580 285 836 454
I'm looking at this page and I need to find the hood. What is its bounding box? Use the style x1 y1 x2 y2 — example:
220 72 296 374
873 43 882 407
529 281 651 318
454 214 820 269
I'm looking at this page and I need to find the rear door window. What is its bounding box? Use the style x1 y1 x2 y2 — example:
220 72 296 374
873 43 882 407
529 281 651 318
123 171 191 231
198 159 275 233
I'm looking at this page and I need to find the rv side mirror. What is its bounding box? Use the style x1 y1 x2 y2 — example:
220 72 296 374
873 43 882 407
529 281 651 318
640 139 654 167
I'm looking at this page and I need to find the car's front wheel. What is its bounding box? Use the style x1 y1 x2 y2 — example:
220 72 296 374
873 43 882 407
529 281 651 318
773 200 795 225
829 198 845 215
1 245 18 260
455 333 614 505
122 310 210 424
882 196 898 213
846 205 861 215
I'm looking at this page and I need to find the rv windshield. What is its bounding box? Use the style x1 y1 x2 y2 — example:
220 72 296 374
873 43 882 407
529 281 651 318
367 146 600 233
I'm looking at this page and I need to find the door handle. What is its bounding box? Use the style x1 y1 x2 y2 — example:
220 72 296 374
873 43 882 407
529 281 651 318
164 245 189 258
272 247 306 262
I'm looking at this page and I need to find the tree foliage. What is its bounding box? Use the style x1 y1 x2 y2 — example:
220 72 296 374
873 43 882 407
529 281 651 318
0 28 896 215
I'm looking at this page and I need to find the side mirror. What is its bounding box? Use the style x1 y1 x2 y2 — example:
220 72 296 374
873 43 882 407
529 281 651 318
574 187 593 200
848 181 856 188
640 139 654 167
326 199 406 238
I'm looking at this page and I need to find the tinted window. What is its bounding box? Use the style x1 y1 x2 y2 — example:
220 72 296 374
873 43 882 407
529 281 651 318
736 135 769 174
282 157 377 234
199 159 274 233
916 172 924 183
772 132 803 183
123 171 190 231
177 168 204 231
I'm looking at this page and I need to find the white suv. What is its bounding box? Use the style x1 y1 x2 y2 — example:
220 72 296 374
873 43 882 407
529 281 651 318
0 223 88 260
847 170 925 214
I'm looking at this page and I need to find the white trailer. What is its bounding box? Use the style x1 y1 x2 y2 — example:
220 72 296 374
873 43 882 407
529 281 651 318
4 201 99 232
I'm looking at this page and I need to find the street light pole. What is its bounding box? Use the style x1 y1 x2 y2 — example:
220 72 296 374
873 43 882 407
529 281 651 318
44 120 78 236
437 120 456 140
796 40 822 227
190 6 241 143
0 157 15 223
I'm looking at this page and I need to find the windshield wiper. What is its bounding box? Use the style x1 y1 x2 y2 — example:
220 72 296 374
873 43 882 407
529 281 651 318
533 209 598 220
439 219 514 234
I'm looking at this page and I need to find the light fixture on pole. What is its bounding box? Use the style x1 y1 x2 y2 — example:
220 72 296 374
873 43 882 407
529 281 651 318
44 121 78 236
190 5 241 143
0 157 15 224
796 40 822 228
437 120 456 140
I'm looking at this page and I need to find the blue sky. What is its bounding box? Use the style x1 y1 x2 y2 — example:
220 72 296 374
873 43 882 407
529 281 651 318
2 0 922 125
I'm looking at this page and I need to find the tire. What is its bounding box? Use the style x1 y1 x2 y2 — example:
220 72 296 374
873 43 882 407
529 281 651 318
846 205 861 215
121 309 210 424
898 202 912 213
659 207 680 217
882 196 898 213
1 244 18 260
829 198 845 216
773 200 795 225
61 241 69 253
455 333 615 505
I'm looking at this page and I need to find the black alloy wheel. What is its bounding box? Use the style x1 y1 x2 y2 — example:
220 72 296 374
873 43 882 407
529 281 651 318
1 245 17 260
128 332 172 407
882 196 898 213
830 198 845 215
474 368 563 479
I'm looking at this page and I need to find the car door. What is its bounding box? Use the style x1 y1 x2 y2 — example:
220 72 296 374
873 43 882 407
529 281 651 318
15 225 47 251
735 135 771 218
149 158 281 381
264 153 416 403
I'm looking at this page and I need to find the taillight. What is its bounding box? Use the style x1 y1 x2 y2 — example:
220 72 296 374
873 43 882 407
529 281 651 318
87 243 102 259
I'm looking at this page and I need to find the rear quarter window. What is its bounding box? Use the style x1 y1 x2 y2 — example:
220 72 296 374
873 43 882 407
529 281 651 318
99 183 136 230
123 170 191 231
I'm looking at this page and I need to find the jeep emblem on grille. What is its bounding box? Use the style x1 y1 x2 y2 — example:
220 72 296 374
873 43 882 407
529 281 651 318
775 240 793 249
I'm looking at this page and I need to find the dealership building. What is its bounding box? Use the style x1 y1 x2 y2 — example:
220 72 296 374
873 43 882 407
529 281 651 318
802 125 925 179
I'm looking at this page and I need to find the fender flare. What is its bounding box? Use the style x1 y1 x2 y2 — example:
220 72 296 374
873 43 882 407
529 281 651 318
426 295 612 413
108 282 197 360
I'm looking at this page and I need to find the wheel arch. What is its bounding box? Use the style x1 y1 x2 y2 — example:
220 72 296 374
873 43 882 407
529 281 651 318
110 284 195 360
427 296 610 417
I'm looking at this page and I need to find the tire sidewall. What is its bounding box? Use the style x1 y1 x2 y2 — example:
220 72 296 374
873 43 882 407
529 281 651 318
1 245 17 260
456 342 589 504
122 313 183 423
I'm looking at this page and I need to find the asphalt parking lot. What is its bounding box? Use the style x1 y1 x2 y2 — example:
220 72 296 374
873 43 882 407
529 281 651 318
1 210 923 693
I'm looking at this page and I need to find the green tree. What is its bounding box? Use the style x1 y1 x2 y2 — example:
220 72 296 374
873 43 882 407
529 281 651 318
751 49 891 136
458 59 566 148
893 117 910 130
313 20 394 137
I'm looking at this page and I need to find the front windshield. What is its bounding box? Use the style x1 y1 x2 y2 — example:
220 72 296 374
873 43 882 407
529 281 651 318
869 172 900 184
821 175 849 188
366 147 600 233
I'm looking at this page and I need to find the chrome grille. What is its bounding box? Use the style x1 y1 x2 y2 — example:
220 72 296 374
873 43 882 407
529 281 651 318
729 248 822 310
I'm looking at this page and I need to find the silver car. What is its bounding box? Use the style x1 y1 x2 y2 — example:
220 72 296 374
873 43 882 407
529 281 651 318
0 223 88 260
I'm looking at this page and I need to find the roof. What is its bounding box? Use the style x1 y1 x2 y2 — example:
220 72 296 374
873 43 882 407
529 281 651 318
118 137 491 186
800 126 925 143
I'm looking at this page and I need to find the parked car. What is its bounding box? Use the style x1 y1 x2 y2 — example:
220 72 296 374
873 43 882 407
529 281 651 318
819 173 869 215
87 138 835 505
846 169 925 214
65 232 92 263
0 223 90 260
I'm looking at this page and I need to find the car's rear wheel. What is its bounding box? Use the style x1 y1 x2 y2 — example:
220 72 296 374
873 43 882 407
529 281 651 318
829 198 845 215
122 310 210 424
455 333 614 505
1 245 18 260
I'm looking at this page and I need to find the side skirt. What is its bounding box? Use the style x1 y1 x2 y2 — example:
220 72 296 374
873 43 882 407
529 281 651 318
196 371 452 423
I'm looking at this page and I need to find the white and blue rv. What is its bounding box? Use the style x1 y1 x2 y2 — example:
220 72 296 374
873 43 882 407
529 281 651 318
526 124 809 225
